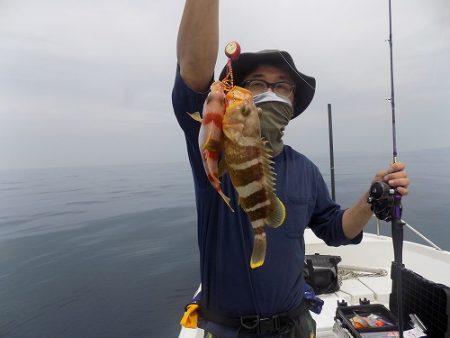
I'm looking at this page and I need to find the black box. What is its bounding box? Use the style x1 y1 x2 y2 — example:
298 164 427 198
335 264 450 337
390 265 450 338
304 253 341 295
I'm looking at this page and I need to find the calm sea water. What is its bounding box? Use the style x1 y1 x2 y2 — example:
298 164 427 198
0 148 449 337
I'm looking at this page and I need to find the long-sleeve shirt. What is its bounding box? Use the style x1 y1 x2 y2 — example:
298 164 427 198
172 66 362 336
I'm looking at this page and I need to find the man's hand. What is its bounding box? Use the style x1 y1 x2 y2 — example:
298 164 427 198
342 161 409 239
372 161 409 196
177 0 219 92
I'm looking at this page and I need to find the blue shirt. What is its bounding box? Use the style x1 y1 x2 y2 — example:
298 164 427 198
172 67 362 337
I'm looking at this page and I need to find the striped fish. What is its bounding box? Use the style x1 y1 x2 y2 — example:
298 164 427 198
190 81 234 211
222 86 286 269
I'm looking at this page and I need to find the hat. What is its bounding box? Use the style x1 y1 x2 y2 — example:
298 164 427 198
219 50 316 118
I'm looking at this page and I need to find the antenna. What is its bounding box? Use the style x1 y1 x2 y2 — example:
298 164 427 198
327 104 336 201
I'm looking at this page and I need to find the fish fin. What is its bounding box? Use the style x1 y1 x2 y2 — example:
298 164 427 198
250 232 266 269
265 195 286 228
259 138 285 227
261 138 276 190
261 138 273 156
218 158 228 177
204 138 222 153
188 111 202 123
218 190 234 212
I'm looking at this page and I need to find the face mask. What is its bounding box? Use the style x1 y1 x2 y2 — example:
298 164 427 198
253 91 293 107
253 92 293 157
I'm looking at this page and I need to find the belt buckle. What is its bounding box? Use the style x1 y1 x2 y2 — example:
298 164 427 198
240 314 281 335
272 314 281 330
240 315 260 330
266 314 281 330
259 315 281 335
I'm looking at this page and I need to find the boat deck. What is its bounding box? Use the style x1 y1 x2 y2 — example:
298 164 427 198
179 230 450 338
305 229 450 337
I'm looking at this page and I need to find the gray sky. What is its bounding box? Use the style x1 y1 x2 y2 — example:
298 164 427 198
1 0 449 170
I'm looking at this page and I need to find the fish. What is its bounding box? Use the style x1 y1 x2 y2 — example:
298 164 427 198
221 86 286 269
189 81 234 212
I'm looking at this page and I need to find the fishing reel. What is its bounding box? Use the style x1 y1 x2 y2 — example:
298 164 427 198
367 181 402 222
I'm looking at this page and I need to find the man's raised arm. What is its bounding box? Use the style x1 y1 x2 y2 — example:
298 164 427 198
177 0 219 92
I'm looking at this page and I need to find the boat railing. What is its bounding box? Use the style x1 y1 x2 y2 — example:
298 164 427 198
375 218 443 251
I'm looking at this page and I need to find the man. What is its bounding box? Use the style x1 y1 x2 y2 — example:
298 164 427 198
173 1 409 337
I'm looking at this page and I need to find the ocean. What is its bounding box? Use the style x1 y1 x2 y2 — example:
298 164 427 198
1 148 449 337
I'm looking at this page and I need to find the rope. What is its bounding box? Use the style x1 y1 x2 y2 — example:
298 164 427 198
338 265 388 285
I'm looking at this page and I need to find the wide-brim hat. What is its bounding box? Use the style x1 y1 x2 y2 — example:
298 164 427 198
219 50 316 119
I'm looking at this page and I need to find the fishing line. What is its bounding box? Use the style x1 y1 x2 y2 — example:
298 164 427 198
277 51 316 90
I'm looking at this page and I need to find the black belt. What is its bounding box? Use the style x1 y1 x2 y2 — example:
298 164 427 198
199 302 308 336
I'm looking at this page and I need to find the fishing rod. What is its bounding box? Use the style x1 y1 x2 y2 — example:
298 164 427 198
367 1 405 337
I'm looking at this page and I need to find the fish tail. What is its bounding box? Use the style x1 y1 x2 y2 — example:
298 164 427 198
250 224 266 269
